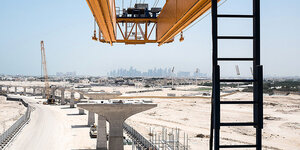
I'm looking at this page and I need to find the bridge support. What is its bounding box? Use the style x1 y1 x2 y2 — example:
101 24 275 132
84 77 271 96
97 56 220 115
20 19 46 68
97 115 107 150
78 103 156 150
70 92 75 108
61 89 65 105
23 87 27 95
79 109 85 115
32 87 36 96
88 111 95 126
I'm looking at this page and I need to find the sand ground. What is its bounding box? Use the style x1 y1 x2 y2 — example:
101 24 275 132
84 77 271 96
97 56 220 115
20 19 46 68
0 96 26 135
126 92 300 150
0 83 299 150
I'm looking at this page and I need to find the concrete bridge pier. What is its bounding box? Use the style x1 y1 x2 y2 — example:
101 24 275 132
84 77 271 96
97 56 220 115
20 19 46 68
97 115 107 150
108 119 125 150
78 103 157 150
79 109 85 115
88 111 95 126
42 88 46 98
32 87 36 96
23 87 27 95
51 88 55 98
61 89 65 105
7 86 10 94
70 91 75 108
14 86 17 94
80 93 84 99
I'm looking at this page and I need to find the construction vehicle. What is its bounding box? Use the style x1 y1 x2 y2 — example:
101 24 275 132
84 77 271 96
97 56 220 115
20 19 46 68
89 124 97 138
40 41 55 104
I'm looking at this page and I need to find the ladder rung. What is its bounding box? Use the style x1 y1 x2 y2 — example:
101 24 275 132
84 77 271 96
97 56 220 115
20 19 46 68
220 101 255 104
220 122 256 126
217 58 254 61
219 145 257 148
217 14 254 18
217 36 254 39
220 79 254 82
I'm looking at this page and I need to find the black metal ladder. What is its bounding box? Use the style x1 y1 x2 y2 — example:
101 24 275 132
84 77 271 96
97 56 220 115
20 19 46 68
210 0 263 149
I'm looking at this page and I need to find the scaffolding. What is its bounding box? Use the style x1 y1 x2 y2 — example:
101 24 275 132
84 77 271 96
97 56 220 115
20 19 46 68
149 127 189 150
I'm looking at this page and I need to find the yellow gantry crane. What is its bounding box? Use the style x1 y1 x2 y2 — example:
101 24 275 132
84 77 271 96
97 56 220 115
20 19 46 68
86 0 219 45
84 1 264 150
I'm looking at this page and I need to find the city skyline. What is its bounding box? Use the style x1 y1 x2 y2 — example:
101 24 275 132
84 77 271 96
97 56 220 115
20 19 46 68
107 67 207 78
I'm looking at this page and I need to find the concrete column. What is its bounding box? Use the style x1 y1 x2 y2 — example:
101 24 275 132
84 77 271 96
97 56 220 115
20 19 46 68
108 119 124 150
51 88 55 98
7 86 10 94
88 111 95 126
80 93 84 99
33 87 36 95
42 88 46 98
77 103 157 150
23 87 27 95
61 89 65 105
70 92 75 108
15 87 17 94
0 85 2 92
97 115 107 150
79 109 85 115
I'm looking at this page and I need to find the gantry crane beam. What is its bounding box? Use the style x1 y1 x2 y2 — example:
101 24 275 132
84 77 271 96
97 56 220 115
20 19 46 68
86 0 117 45
157 0 220 46
85 0 220 45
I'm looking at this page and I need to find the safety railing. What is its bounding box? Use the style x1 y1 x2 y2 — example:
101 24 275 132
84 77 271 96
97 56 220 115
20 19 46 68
123 122 157 150
0 103 32 150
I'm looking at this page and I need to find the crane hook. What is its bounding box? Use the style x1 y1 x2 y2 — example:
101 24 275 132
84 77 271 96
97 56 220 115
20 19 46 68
179 31 184 42
92 19 98 41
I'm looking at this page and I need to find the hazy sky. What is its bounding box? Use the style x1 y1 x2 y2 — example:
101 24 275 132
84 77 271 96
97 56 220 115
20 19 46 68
0 0 299 77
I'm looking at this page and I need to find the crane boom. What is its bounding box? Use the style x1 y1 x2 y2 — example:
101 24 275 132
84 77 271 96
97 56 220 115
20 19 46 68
41 41 50 99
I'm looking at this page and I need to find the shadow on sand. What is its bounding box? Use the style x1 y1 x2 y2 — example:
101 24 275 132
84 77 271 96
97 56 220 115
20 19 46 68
61 107 76 109
71 125 89 128
72 148 96 150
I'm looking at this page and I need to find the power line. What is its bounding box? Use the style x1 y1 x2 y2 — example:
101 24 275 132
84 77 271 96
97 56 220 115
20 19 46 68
176 0 228 37
153 0 158 7
130 0 132 7
155 0 160 7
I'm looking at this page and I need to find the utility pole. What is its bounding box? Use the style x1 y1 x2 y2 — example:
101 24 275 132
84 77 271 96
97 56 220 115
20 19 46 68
195 68 199 86
171 67 175 90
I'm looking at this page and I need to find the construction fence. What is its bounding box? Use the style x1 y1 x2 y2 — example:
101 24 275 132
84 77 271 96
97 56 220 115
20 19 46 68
0 100 32 150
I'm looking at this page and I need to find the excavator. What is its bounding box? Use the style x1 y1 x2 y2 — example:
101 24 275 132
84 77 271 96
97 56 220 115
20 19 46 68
41 41 55 104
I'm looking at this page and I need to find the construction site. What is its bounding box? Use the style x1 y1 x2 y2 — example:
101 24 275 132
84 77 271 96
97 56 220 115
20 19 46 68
1 0 300 150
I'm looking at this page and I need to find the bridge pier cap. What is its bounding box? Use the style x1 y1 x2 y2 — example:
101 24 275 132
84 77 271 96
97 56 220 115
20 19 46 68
77 102 157 150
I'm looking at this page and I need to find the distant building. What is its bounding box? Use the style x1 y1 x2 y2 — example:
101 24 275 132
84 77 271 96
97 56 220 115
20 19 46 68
56 71 77 77
177 71 190 78
108 67 207 78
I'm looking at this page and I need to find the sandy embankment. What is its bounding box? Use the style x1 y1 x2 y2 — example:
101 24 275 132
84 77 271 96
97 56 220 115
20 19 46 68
1 83 300 150
125 92 300 150
0 96 26 134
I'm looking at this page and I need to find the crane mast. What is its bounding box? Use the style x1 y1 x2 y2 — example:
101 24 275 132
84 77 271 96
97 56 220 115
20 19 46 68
41 41 50 100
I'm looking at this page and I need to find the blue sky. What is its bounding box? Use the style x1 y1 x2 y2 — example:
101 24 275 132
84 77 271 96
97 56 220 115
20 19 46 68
0 0 299 77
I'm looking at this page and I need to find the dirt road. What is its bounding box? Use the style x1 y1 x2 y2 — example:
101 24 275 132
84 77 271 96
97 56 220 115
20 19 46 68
7 97 72 150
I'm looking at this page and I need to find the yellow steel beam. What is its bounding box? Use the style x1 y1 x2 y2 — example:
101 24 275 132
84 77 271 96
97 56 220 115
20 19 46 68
157 0 220 46
116 18 157 23
99 39 157 44
86 0 116 44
